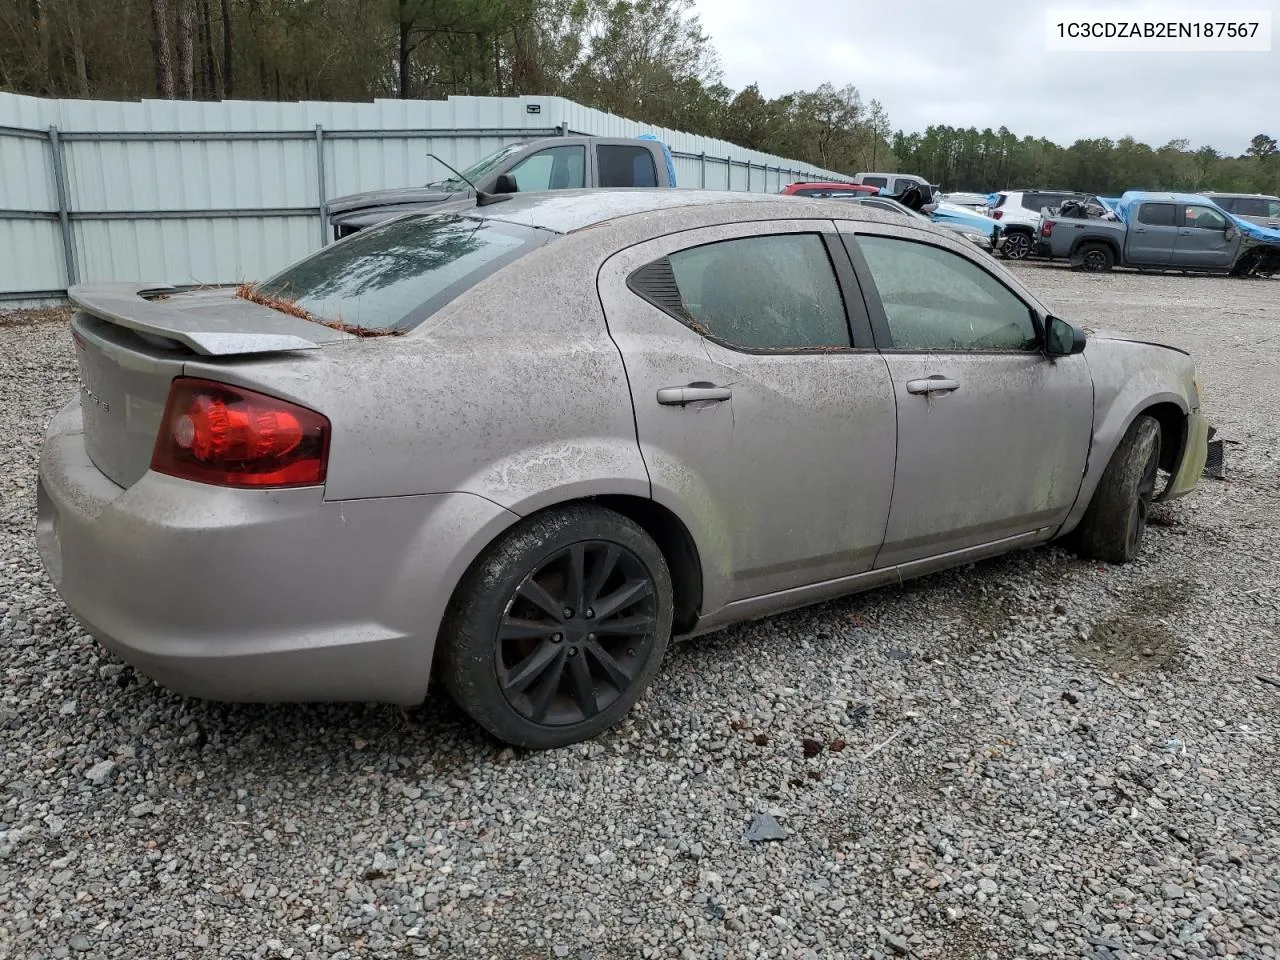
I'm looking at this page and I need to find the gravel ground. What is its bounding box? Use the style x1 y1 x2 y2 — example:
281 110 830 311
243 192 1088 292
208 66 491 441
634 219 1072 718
1 268 1278 960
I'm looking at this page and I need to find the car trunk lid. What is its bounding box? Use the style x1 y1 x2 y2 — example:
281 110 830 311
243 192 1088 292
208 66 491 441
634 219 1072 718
68 283 350 489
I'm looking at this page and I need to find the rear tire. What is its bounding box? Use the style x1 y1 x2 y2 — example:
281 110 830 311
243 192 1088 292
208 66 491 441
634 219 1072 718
1073 241 1115 272
438 504 674 749
1073 415 1161 564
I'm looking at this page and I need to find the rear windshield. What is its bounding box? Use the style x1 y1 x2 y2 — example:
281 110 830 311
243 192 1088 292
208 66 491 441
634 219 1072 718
861 176 889 188
254 214 549 332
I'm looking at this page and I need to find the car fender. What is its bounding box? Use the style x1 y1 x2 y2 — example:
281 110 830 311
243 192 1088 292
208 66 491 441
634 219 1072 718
1060 340 1192 533
466 441 652 517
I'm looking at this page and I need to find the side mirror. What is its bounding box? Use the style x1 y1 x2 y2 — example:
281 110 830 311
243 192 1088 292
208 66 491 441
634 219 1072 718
1224 225 1238 241
493 173 518 194
1045 315 1086 356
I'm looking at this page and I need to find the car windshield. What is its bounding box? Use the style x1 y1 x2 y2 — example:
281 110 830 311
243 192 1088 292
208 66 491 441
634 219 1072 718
253 214 549 331
429 142 527 191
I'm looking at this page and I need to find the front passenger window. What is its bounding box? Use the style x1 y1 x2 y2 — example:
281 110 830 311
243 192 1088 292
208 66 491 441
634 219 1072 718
856 236 1038 351
507 146 585 192
1183 205 1228 230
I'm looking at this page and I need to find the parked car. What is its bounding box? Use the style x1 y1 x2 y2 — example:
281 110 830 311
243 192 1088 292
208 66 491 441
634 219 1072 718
1038 191 1280 276
941 192 993 215
928 200 1005 247
324 135 677 239
1201 192 1280 229
854 171 937 198
39 189 1210 749
780 181 879 197
987 189 1100 261
836 194 998 252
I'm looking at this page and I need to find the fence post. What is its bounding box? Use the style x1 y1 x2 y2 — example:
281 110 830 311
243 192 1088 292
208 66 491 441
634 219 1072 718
47 125 79 288
746 161 752 192
315 124 328 246
700 152 706 189
727 156 732 191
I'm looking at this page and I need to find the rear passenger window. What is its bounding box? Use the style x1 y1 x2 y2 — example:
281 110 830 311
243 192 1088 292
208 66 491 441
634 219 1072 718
862 176 888 188
597 145 659 188
629 234 851 350
1137 203 1176 226
1234 197 1280 217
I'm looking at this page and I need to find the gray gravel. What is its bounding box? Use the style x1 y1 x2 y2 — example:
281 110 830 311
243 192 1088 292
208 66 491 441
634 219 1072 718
2 267 1278 960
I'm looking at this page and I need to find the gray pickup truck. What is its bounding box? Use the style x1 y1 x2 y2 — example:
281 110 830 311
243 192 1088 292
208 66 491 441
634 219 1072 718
326 135 677 240
1039 190 1280 277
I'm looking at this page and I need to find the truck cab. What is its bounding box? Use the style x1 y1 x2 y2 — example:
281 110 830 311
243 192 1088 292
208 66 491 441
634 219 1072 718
325 135 677 239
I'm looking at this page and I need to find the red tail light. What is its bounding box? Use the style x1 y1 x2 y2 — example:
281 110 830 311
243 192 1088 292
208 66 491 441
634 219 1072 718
151 378 330 488
1041 220 1055 237
992 210 1003 220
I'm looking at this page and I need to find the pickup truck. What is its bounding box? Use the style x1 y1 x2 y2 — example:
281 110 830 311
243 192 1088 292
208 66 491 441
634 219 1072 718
1038 191 1280 277
325 135 678 240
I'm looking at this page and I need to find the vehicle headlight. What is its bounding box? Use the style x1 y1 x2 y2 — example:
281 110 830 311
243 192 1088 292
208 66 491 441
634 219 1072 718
963 232 987 243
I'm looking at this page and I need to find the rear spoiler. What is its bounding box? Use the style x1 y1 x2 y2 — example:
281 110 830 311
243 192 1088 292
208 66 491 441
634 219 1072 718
68 283 339 357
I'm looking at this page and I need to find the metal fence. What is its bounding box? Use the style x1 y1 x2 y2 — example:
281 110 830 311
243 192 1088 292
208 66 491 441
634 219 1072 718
0 93 851 303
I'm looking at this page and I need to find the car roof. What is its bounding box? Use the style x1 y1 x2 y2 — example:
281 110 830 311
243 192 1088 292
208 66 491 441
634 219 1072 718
1203 191 1280 200
454 188 893 235
1120 191 1224 205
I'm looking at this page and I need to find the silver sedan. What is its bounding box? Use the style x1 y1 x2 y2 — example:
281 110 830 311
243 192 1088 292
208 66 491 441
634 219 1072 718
37 190 1210 748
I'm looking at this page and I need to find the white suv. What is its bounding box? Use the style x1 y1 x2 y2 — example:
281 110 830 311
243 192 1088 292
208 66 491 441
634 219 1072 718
989 190 1095 260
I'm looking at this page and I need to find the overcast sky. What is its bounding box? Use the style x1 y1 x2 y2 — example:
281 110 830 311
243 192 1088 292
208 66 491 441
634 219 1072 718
691 0 1278 155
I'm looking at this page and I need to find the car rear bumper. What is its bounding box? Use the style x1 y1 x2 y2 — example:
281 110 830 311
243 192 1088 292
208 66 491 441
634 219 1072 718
36 400 516 705
1159 410 1210 501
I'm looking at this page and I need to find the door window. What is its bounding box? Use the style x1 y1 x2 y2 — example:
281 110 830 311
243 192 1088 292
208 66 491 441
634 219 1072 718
861 176 888 188
597 145 659 187
856 236 1038 351
631 234 851 350
1136 203 1176 226
507 146 585 192
1182 205 1229 230
1234 197 1280 218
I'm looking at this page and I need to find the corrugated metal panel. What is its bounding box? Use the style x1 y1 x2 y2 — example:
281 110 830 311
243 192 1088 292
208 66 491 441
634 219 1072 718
0 219 65 291
0 91 853 303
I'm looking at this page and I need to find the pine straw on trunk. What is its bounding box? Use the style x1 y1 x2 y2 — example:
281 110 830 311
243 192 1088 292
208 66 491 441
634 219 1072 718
234 283 403 337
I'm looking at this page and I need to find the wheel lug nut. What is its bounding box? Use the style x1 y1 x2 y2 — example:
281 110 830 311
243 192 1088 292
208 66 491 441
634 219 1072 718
568 648 578 657
585 609 594 619
586 633 596 642
563 607 574 618
552 633 563 643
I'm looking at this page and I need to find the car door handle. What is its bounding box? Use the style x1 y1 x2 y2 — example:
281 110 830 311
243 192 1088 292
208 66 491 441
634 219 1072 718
906 377 960 395
1178 229 1193 235
656 384 732 405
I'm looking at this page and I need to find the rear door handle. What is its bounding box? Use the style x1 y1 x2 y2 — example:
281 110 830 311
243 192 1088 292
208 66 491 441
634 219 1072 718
906 377 960 396
656 384 732 405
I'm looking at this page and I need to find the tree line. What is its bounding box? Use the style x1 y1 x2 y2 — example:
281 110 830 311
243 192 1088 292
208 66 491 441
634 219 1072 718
3 0 1277 196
